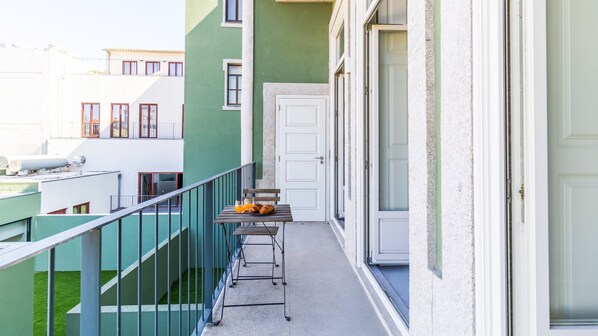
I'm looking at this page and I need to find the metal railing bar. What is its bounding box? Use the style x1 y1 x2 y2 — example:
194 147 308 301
187 190 191 335
178 193 183 336
116 219 122 336
154 204 159 336
47 248 55 336
167 198 172 336
137 210 143 336
194 187 199 328
0 163 254 270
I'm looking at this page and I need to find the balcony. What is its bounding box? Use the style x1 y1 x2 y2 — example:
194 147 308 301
0 163 386 335
51 122 183 140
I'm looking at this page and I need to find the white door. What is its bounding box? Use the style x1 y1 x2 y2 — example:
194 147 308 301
512 0 598 333
276 96 327 221
369 26 409 264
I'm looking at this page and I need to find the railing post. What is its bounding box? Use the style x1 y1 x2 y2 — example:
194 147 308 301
252 162 256 189
236 168 242 202
203 180 214 323
81 229 102 336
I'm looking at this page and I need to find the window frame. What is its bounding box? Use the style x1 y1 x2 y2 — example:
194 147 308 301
48 208 67 215
81 102 100 138
139 103 158 138
110 103 129 138
122 61 138 75
224 0 242 24
223 59 242 110
168 62 184 77
145 61 160 76
72 202 90 214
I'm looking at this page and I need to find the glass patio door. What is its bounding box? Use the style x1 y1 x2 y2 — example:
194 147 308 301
368 25 409 264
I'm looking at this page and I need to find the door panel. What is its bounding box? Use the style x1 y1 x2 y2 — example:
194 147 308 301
370 27 409 264
276 96 327 221
548 0 598 325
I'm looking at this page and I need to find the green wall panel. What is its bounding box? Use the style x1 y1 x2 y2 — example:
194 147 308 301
184 0 242 184
0 192 40 226
253 1 331 176
0 259 34 336
32 214 181 271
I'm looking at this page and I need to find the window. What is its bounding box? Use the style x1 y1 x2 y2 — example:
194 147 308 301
139 104 158 138
73 203 90 214
145 61 160 75
48 208 67 215
122 61 138 75
138 172 183 208
168 62 183 77
111 104 129 138
81 103 100 138
224 62 242 108
225 0 242 23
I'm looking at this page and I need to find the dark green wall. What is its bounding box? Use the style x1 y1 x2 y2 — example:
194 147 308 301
184 0 242 184
253 1 332 176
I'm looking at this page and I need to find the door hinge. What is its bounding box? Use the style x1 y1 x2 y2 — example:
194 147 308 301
278 155 280 162
277 104 281 112
518 184 525 200
506 178 512 204
367 251 372 264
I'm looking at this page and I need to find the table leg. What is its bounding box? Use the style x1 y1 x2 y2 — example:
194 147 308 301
214 224 231 326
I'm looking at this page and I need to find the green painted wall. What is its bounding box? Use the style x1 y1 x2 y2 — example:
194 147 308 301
33 214 181 271
184 0 242 184
0 259 34 336
253 1 332 176
0 192 40 226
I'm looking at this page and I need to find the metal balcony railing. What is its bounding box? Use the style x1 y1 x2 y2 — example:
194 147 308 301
110 195 182 213
0 162 255 336
51 122 183 140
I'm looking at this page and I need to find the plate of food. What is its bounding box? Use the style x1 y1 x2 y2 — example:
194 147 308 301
235 203 275 216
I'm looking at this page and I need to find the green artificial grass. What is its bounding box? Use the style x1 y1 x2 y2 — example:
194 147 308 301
158 268 203 304
33 271 116 336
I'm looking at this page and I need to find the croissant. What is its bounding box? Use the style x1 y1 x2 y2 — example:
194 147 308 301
259 205 274 214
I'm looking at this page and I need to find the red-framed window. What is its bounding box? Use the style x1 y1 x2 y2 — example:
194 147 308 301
48 208 67 215
145 61 160 75
139 104 158 138
122 61 138 75
73 202 90 214
168 62 183 77
226 63 242 106
82 103 100 138
225 0 242 23
111 103 129 138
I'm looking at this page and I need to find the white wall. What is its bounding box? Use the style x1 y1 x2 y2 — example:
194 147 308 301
46 139 183 197
56 74 184 139
105 50 184 75
0 46 94 155
39 172 119 214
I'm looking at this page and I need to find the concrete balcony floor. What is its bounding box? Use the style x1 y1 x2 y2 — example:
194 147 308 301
202 222 388 336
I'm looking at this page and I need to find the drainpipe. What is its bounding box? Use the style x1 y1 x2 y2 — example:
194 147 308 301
241 0 254 164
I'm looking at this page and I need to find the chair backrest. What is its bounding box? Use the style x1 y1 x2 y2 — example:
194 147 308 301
242 188 280 204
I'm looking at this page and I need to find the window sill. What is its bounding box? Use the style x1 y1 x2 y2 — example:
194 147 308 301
221 22 242 28
222 105 241 111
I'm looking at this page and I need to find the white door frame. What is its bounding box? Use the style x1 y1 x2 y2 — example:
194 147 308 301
368 24 409 264
275 94 329 221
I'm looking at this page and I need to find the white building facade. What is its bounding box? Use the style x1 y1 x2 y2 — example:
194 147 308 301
0 46 184 208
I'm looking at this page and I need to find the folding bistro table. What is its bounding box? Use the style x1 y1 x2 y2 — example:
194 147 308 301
213 204 293 324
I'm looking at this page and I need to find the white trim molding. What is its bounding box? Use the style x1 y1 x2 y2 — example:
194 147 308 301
241 0 254 164
472 0 509 335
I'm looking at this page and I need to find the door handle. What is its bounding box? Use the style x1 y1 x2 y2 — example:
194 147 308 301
315 156 324 164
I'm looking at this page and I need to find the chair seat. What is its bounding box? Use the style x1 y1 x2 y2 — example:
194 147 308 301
233 226 279 236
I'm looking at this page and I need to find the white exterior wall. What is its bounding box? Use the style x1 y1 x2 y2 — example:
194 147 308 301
39 172 119 214
46 139 183 198
409 0 475 335
55 74 184 139
0 46 94 155
105 50 184 76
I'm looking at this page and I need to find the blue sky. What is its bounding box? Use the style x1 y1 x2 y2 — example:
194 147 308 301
0 0 185 59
